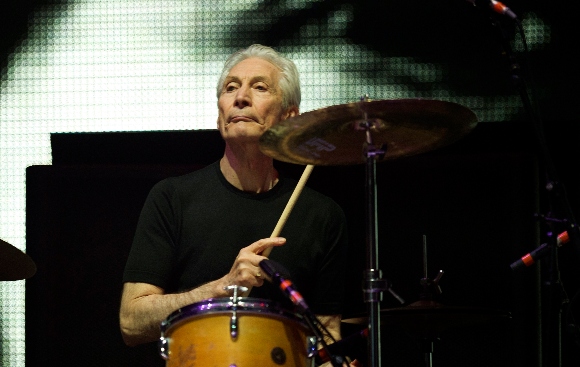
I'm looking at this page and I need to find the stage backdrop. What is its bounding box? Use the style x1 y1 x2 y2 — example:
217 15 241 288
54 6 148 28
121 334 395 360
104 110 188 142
25 123 580 366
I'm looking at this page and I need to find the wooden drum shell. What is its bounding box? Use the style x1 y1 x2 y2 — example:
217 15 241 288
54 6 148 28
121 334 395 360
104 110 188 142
160 298 311 367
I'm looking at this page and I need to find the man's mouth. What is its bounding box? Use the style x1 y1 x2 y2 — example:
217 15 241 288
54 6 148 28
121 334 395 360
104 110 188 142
230 115 256 123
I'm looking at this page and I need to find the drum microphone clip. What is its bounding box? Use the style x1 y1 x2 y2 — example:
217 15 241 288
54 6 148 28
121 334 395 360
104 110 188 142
259 259 310 313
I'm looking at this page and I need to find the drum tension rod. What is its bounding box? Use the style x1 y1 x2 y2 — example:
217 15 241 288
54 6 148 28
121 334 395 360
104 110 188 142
225 285 248 339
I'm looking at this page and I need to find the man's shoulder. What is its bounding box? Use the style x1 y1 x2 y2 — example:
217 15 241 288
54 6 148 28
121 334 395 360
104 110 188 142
152 161 220 192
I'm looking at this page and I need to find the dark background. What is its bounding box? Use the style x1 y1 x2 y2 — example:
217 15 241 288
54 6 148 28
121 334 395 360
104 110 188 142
2 0 579 366
25 121 580 367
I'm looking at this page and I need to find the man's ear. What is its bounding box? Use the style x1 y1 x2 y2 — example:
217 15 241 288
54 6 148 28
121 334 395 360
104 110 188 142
283 106 299 120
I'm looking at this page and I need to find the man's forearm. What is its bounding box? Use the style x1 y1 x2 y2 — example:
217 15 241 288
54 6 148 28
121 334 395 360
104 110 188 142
120 279 231 346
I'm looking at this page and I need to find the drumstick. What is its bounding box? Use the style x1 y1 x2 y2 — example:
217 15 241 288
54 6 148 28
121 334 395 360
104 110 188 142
241 164 314 297
263 164 314 257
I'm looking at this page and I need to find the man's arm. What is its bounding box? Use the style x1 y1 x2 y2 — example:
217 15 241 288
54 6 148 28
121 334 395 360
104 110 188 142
119 281 230 346
315 314 363 367
119 237 286 346
316 314 342 344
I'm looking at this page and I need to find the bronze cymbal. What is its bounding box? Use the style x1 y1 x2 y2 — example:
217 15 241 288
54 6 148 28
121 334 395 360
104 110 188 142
342 300 510 337
260 99 478 165
0 238 37 281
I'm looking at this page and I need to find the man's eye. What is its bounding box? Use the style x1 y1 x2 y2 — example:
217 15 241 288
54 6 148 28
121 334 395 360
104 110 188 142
225 85 238 92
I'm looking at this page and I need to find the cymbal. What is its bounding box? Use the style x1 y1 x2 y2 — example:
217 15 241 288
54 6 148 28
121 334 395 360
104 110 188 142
0 238 37 281
260 99 478 165
342 300 510 337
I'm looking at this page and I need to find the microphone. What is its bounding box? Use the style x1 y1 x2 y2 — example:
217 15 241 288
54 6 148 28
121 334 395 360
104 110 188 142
314 328 368 365
510 231 571 271
259 259 310 312
466 0 518 20
489 0 518 20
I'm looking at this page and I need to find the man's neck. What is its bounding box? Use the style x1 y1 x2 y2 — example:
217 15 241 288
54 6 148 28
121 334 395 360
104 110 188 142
220 145 279 193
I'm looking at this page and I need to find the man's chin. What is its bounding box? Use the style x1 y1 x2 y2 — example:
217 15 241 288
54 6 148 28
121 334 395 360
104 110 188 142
221 127 264 143
226 122 266 134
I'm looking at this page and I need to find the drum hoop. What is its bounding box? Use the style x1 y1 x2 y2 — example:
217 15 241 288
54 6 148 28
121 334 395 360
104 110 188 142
161 297 307 333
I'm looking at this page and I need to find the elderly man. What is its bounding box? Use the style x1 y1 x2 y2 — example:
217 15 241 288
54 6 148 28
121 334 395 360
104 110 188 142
119 44 358 366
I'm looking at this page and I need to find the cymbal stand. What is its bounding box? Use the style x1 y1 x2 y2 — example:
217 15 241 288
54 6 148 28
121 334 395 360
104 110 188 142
360 97 389 367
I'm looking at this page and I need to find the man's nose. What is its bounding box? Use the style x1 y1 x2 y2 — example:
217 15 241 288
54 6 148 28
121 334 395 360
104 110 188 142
234 85 251 107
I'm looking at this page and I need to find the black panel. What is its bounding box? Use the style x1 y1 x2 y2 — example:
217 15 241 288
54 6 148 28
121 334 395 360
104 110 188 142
50 130 225 165
25 164 201 367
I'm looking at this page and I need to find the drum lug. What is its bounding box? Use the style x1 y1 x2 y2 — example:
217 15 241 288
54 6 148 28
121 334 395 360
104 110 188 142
159 319 170 360
159 336 170 360
230 311 239 339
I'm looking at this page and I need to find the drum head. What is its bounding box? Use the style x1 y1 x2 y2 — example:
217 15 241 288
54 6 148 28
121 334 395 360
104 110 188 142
162 297 306 333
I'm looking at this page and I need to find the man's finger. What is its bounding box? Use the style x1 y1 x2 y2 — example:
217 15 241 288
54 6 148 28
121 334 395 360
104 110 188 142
253 237 286 254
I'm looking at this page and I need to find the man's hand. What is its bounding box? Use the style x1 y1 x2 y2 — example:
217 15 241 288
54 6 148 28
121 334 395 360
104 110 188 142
221 237 286 289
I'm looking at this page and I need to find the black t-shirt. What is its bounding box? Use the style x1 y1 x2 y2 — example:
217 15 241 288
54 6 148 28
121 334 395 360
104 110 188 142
123 161 348 315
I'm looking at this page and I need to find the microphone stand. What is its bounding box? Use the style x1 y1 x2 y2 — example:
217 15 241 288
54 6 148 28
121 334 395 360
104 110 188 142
546 227 565 367
486 11 580 367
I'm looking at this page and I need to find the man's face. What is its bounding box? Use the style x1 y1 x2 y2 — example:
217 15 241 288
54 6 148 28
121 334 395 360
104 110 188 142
217 57 298 143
